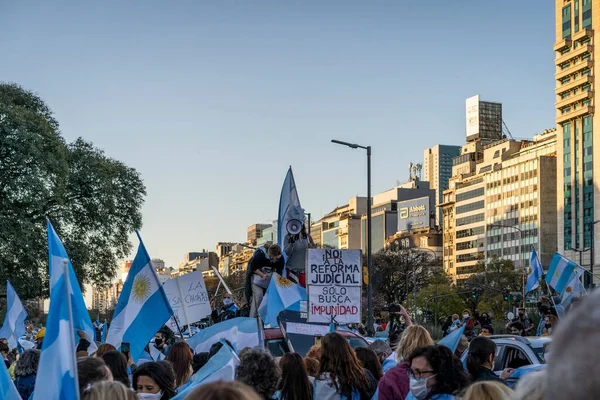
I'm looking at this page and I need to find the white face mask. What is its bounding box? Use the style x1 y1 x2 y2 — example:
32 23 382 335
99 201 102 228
137 392 163 400
410 376 435 400
223 298 233 306
463 314 469 319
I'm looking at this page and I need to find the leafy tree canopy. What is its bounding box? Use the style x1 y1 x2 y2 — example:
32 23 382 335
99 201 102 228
0 83 146 300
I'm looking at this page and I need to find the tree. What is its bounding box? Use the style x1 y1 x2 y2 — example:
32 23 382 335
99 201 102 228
0 83 146 299
416 274 465 324
370 248 443 307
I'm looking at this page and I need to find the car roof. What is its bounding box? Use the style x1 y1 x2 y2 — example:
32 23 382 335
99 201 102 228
263 327 363 340
487 335 551 347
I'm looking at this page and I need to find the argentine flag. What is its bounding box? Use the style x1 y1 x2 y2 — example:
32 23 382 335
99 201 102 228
47 220 97 355
187 317 260 354
546 252 581 294
0 281 28 350
278 167 305 263
1 345 21 400
526 249 543 294
258 273 306 327
33 276 79 400
556 269 586 318
438 323 466 354
171 343 239 400
101 321 107 344
106 234 173 362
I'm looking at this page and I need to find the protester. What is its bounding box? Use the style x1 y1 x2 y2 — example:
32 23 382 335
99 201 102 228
211 292 239 322
461 381 512 400
466 337 513 384
512 370 546 400
83 380 137 400
478 313 492 329
245 244 285 318
283 224 315 286
192 352 210 374
102 351 130 388
0 342 10 368
355 347 383 382
209 339 235 360
304 357 320 378
459 310 476 338
133 361 177 400
406 345 469 400
536 301 551 336
543 315 558 335
154 331 171 356
275 352 313 400
166 342 193 389
34 328 45 349
378 325 434 400
314 332 376 400
306 344 322 360
480 325 494 336
507 321 525 336
547 289 600 399
13 348 40 400
441 316 452 337
507 308 533 335
184 381 261 400
235 348 281 400
78 357 114 398
96 343 117 358
369 340 391 366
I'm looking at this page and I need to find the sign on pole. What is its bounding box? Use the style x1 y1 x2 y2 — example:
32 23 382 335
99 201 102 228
163 271 212 332
306 249 362 324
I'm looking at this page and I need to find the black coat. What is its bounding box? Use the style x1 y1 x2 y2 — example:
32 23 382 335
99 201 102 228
472 367 507 385
243 248 284 303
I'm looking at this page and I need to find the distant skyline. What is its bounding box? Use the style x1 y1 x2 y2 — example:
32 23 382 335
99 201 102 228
1 1 556 268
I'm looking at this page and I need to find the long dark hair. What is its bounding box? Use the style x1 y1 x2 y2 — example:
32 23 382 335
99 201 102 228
101 351 129 387
407 345 470 397
278 353 313 400
133 362 177 400
466 337 496 380
319 332 370 399
165 342 193 387
354 347 383 381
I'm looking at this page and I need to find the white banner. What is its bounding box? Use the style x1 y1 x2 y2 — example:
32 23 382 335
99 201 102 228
163 271 212 332
286 322 330 337
306 249 362 324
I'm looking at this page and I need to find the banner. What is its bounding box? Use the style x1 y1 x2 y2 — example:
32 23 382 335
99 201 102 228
306 249 362 324
163 271 212 332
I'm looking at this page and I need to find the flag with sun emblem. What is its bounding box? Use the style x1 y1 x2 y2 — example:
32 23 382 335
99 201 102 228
525 248 543 294
546 252 584 294
259 273 306 327
555 263 586 318
106 233 173 362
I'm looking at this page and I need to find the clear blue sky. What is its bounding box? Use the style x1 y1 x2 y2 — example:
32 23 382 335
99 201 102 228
1 1 556 268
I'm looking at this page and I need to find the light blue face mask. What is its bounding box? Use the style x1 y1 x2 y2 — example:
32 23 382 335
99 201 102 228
223 298 233 306
409 375 436 400
137 392 163 400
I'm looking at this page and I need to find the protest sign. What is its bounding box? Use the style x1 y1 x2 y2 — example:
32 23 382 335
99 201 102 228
306 249 362 324
163 271 212 332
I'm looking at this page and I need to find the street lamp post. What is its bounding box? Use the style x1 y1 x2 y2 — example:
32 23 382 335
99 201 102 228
490 223 524 307
331 139 373 336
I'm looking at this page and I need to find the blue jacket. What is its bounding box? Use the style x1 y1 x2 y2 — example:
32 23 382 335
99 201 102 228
14 374 36 400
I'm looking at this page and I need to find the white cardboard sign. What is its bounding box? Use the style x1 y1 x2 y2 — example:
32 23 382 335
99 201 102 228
306 249 362 324
163 271 212 332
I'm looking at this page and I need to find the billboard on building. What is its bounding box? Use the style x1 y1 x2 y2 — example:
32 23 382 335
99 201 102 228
466 95 480 140
397 197 431 232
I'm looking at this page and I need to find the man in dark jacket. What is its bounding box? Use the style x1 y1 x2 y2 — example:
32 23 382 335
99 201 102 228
244 244 284 318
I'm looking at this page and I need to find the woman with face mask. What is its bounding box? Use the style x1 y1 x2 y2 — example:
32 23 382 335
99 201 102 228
466 337 514 385
405 345 469 400
132 362 176 400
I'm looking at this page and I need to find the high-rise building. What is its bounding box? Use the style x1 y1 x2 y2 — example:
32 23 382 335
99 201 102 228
554 0 596 286
442 129 557 283
423 144 461 227
465 95 503 143
247 224 272 246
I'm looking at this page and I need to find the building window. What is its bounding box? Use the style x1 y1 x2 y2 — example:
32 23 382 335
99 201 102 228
456 213 485 227
583 0 592 28
456 200 485 215
563 4 572 39
575 0 580 32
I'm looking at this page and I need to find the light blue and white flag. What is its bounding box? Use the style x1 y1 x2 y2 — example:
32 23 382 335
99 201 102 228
258 273 306 327
546 252 580 294
526 249 543 294
278 167 305 262
0 347 21 400
0 281 28 350
106 233 173 362
187 317 259 354
171 343 239 400
101 321 107 344
437 323 466 354
47 219 97 355
149 343 166 361
556 270 586 318
33 276 79 400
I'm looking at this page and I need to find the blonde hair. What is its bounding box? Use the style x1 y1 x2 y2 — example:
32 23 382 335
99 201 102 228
396 325 434 361
83 381 136 400
512 370 546 400
184 380 261 400
462 381 512 400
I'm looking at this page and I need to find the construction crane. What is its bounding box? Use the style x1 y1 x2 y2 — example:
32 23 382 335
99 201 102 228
502 120 514 140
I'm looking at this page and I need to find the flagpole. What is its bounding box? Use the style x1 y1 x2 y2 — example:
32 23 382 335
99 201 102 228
63 260 80 400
